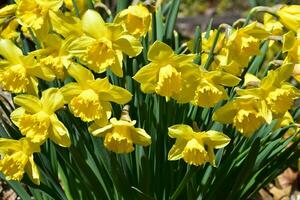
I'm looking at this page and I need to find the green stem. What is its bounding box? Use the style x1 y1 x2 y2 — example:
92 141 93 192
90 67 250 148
170 166 199 200
72 0 80 17
203 27 221 70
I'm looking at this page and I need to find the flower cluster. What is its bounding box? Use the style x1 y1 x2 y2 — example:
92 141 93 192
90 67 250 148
0 1 299 185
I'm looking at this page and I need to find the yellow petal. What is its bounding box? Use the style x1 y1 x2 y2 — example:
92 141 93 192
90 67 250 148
148 41 174 61
10 107 26 127
0 39 22 64
49 114 71 147
41 88 65 114
110 50 123 77
131 127 151 146
0 138 22 154
168 139 186 160
243 73 261 87
212 101 236 124
113 34 143 57
60 82 83 102
67 63 94 83
82 9 108 39
91 124 113 137
14 94 42 113
208 71 241 87
132 63 160 93
99 85 132 104
282 31 296 52
25 155 40 185
204 131 231 149
168 124 194 139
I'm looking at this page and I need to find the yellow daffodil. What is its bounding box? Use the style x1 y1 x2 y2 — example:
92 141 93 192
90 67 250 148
220 22 269 76
178 69 240 107
15 0 63 30
213 95 271 137
114 4 151 37
60 63 132 123
91 112 151 154
10 88 70 146
0 137 40 184
133 41 196 100
167 124 230 166
0 39 55 94
32 34 73 80
68 9 142 77
276 5 300 32
263 13 283 35
283 31 300 64
237 63 300 117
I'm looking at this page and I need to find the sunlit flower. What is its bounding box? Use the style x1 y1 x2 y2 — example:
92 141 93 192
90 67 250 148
10 88 70 147
0 137 40 184
133 41 196 100
114 4 151 37
167 124 230 166
60 63 132 123
276 5 300 32
68 9 142 77
0 39 55 94
91 111 151 153
16 0 63 30
213 95 271 137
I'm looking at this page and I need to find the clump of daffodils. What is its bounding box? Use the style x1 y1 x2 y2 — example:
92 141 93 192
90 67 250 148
0 0 299 185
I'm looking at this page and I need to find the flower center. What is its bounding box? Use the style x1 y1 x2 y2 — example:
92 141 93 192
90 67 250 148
0 64 29 93
18 111 50 143
183 139 209 166
266 88 295 116
155 65 182 98
104 126 134 153
233 109 264 137
69 89 103 122
0 152 28 181
193 81 226 107
84 39 115 73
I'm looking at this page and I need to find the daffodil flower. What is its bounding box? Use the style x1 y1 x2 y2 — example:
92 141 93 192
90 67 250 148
213 95 272 137
133 41 196 100
0 39 55 94
175 69 240 107
32 34 73 80
237 63 300 117
91 116 151 154
263 13 283 35
60 63 132 123
0 137 40 184
15 0 63 30
10 88 70 147
276 5 300 32
167 124 230 166
114 4 151 38
220 22 270 76
68 9 143 77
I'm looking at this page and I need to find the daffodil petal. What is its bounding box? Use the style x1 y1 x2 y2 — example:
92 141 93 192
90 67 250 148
99 86 132 104
13 94 42 113
10 107 26 127
114 35 142 57
168 139 186 161
49 114 71 147
91 124 113 137
168 124 194 139
60 82 83 103
82 9 107 39
204 131 231 149
25 155 40 185
0 39 22 64
110 50 123 77
41 88 65 113
148 41 174 61
131 127 151 146
67 63 94 83
212 101 236 124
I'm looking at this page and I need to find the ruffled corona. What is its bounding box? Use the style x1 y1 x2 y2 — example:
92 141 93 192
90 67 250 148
0 152 28 181
155 65 182 97
193 81 226 107
18 112 50 143
83 39 115 73
182 139 209 166
266 88 295 116
233 109 265 137
0 65 29 93
40 56 65 80
69 89 103 122
104 126 134 153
